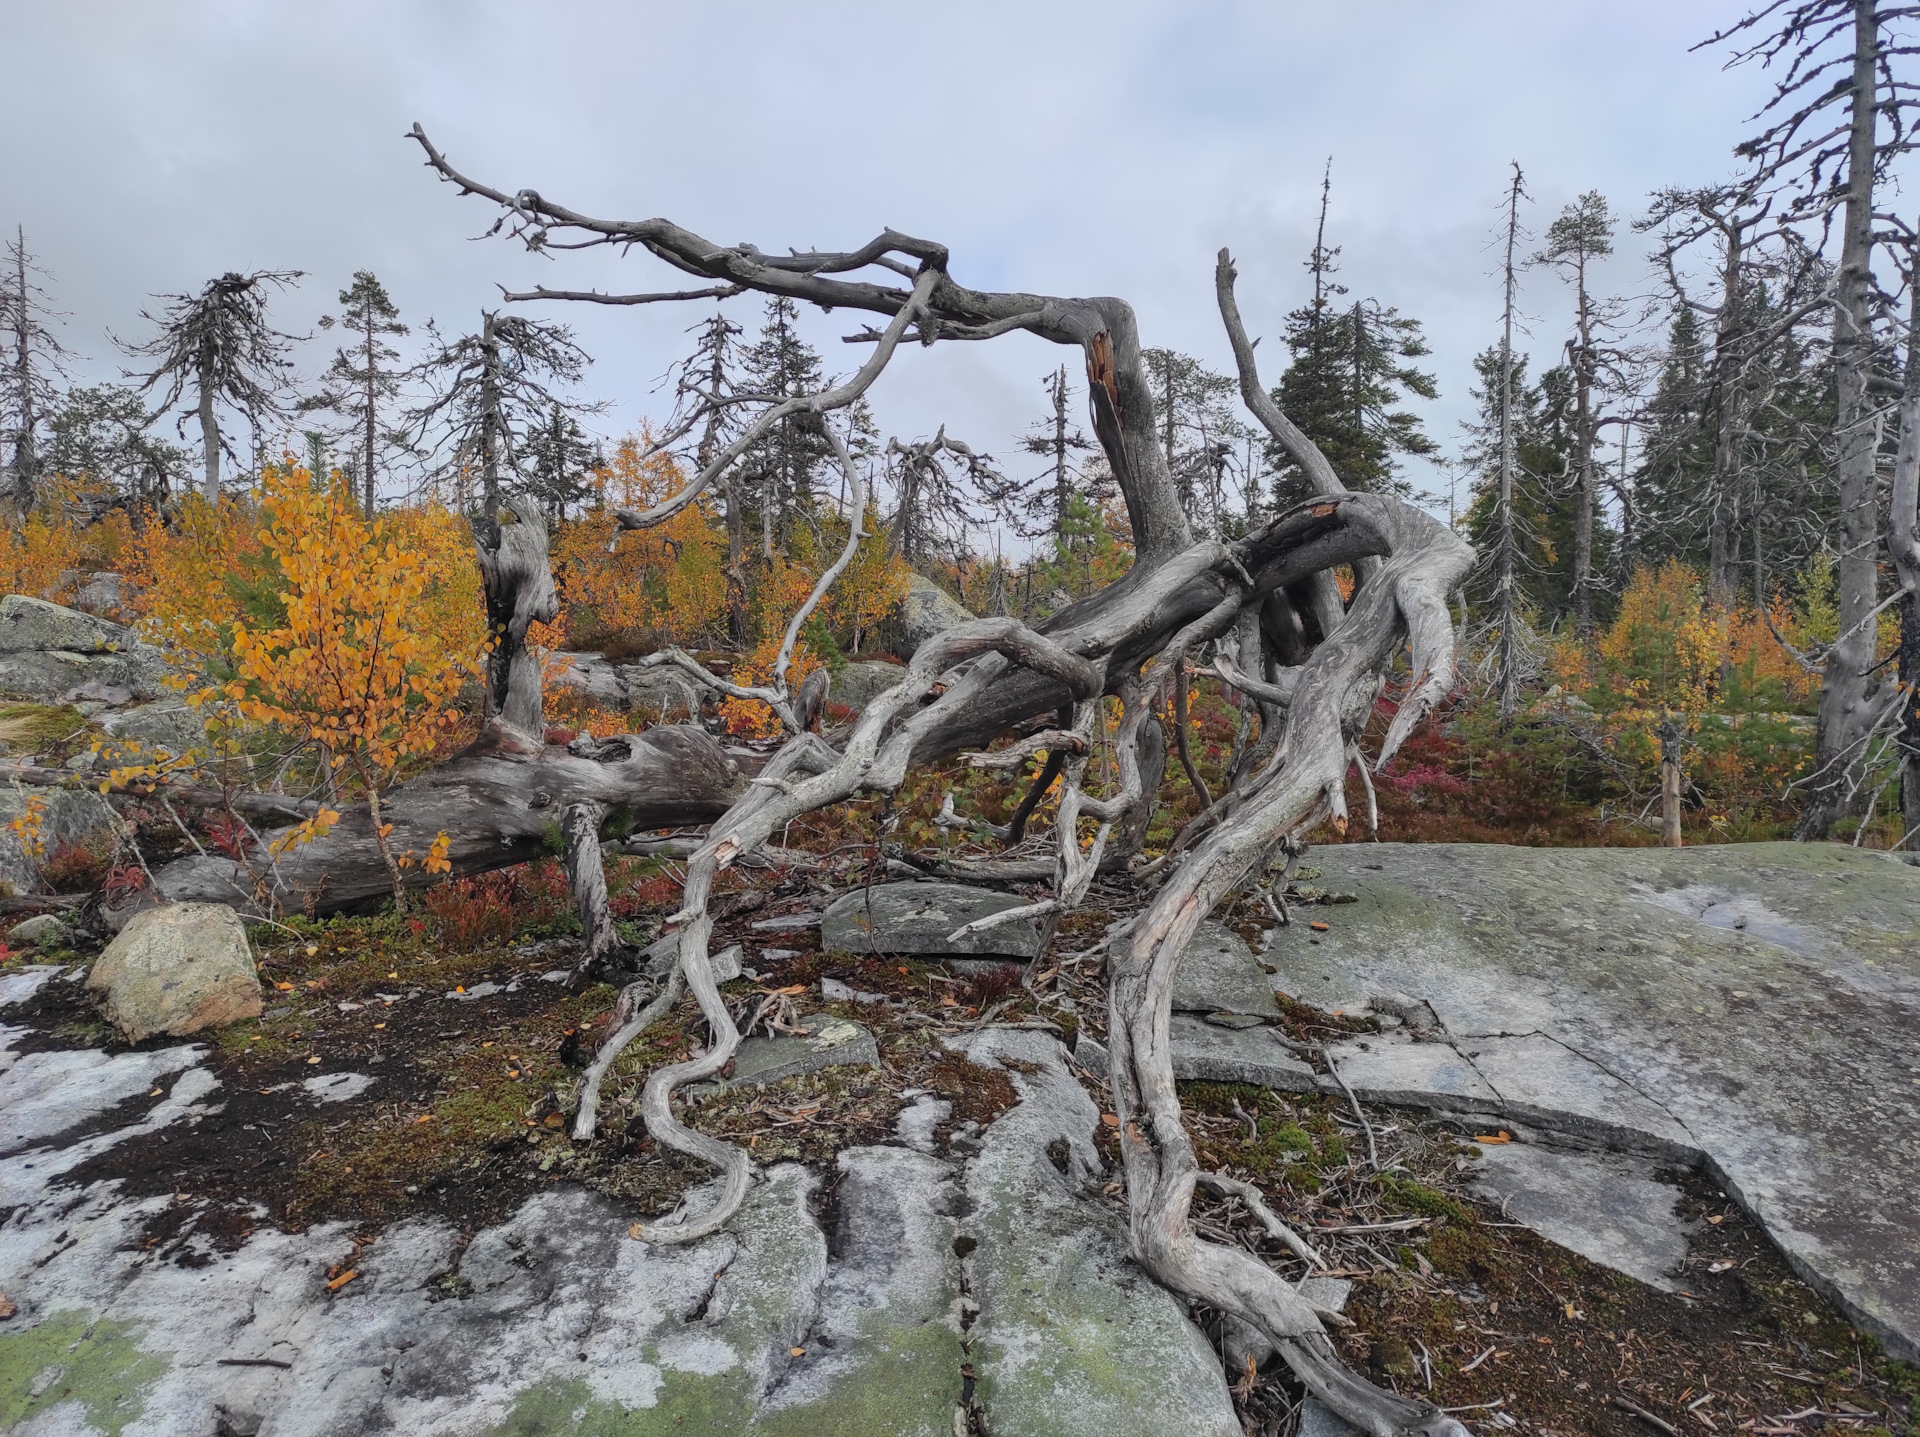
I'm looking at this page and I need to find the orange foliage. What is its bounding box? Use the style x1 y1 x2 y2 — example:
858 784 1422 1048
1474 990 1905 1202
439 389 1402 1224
200 465 489 904
552 439 728 647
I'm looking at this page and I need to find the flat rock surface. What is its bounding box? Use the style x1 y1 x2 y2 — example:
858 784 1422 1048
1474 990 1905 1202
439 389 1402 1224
0 972 1241 1435
821 882 1042 961
1465 1142 1694 1291
949 1027 1242 1437
1265 841 1920 1357
1171 921 1280 1016
727 1013 879 1088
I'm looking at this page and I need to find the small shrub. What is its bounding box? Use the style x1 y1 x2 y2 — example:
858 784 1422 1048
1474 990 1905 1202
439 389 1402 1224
41 839 110 893
424 873 519 950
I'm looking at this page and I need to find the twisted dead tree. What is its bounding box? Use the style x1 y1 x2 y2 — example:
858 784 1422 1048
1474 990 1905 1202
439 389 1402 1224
149 128 1459 1429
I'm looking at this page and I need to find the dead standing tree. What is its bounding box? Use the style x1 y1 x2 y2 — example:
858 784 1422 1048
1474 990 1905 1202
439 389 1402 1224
120 270 303 502
401 127 1474 1437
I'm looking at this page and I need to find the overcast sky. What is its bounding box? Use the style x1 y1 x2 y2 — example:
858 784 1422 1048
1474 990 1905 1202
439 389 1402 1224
1 1 1784 534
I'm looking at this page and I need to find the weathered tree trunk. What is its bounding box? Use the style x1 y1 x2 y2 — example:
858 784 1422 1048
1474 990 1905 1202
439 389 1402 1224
9 235 35 514
198 350 221 501
393 132 1479 1435
144 720 744 917
477 497 557 737
1798 1 1884 840
146 492 744 919
1659 720 1684 848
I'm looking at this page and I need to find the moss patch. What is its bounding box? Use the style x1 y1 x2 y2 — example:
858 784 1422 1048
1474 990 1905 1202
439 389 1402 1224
0 1310 166 1436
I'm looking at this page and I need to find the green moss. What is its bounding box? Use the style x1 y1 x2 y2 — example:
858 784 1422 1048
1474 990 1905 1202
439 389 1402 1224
0 702 92 756
1374 1174 1476 1226
753 1305 962 1437
491 1366 758 1435
0 1310 166 1436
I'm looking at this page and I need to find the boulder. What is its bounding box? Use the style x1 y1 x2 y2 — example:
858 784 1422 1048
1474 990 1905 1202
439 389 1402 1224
620 663 708 720
886 573 974 659
821 882 1042 962
6 914 71 948
827 660 909 713
0 595 129 655
85 902 260 1041
98 700 206 760
0 786 117 895
0 597 172 706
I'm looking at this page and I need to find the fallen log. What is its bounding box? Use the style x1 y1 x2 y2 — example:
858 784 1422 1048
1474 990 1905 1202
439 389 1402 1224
142 721 744 918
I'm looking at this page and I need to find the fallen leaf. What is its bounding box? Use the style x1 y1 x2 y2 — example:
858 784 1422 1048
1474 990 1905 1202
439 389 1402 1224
325 1269 357 1291
789 1347 806 1358
628 1223 646 1240
1309 921 1330 933
373 1023 386 1030
275 982 294 991
415 1114 433 1124
148 1087 162 1097
307 1056 322 1065
1709 1259 1737 1273
387 971 398 980
508 1070 521 1079
305 945 319 957
774 984 805 996
1473 1132 1512 1144
455 986 466 994
1707 1215 1725 1225
482 1041 494 1048
1101 1114 1120 1128
0 1293 16 1319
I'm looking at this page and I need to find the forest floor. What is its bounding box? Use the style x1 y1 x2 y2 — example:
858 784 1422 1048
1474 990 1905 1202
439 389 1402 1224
5 838 1916 1437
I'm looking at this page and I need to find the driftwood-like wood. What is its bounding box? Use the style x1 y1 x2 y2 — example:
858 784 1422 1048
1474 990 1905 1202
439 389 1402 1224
146 722 743 915
288 132 1479 1436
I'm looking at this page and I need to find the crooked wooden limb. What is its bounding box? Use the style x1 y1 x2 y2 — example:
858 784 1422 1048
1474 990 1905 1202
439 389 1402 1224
1107 498 1473 1437
572 965 685 1141
563 800 628 988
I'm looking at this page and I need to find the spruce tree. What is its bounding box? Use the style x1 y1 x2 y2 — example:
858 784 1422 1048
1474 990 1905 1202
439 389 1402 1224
307 271 409 516
46 384 184 510
1014 365 1094 540
1142 347 1251 536
406 310 598 523
1269 166 1437 504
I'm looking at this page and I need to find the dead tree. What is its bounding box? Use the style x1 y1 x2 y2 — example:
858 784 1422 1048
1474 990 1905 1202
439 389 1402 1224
402 125 1474 1437
120 270 302 501
1493 164 1529 715
2 227 75 514
1707 0 1919 839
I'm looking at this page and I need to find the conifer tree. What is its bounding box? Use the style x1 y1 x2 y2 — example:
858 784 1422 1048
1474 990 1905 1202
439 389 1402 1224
121 269 303 501
1536 191 1624 628
1 228 75 514
525 403 599 519
307 271 409 516
406 310 597 524
1270 163 1437 503
1142 347 1250 536
45 385 185 510
1014 365 1093 540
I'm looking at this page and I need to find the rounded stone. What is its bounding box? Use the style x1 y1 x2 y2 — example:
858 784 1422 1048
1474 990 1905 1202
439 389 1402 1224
84 901 260 1042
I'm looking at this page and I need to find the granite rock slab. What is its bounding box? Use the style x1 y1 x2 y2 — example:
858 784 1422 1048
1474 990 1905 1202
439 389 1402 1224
821 882 1042 961
1172 920 1281 1017
1266 840 1920 1357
